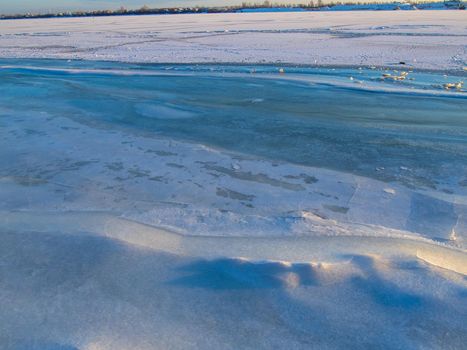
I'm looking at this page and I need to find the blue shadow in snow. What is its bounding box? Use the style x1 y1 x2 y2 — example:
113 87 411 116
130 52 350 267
169 258 320 290
347 255 423 309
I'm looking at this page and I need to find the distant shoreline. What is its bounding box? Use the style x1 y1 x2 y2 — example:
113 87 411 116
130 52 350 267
1 1 464 20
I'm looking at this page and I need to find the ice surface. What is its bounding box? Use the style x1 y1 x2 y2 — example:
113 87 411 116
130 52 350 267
1 60 466 239
1 60 466 349
0 11 466 70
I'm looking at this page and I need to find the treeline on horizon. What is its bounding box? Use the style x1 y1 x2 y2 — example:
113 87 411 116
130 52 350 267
0 0 463 20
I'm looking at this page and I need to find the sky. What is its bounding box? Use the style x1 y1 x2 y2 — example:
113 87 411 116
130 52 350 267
0 0 247 14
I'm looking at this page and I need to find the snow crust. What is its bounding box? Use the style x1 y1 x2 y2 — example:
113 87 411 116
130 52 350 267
0 11 466 70
0 25 466 347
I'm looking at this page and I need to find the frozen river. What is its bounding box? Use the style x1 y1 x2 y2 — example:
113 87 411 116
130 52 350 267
1 59 466 349
1 59 466 240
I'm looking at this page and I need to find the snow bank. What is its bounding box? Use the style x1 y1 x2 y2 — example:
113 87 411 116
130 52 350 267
1 226 466 350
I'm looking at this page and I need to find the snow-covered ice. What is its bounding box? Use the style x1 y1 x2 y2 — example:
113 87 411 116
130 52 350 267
1 59 466 349
0 11 466 349
0 11 466 70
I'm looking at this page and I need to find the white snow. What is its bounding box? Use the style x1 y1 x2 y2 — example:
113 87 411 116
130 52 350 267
0 11 466 70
